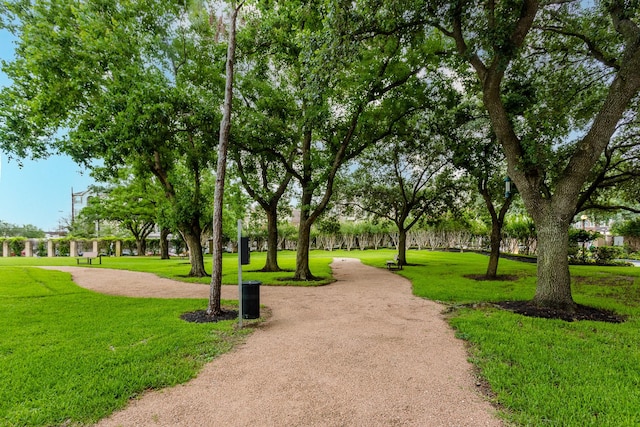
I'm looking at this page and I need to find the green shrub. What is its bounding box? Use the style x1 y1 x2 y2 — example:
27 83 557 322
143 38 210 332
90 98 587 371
9 238 25 256
594 246 624 264
36 240 47 257
612 217 640 237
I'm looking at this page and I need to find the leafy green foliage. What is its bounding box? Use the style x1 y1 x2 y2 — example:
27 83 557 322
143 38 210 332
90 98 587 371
76 177 160 250
0 222 45 238
613 217 640 237
8 237 25 256
593 246 624 264
428 0 640 307
0 0 227 276
346 138 459 244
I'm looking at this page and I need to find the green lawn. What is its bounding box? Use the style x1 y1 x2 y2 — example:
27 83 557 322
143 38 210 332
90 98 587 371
358 250 640 427
2 249 640 426
0 266 250 426
0 250 334 286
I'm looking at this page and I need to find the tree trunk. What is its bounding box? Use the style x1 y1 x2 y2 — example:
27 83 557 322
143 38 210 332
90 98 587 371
294 129 315 281
533 220 575 310
208 2 240 316
136 238 146 257
294 218 315 280
486 221 501 279
482 188 512 279
397 228 407 266
182 227 207 277
262 208 281 272
160 227 170 259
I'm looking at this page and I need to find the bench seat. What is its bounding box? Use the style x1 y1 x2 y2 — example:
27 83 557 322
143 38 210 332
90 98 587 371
386 255 402 270
76 252 102 265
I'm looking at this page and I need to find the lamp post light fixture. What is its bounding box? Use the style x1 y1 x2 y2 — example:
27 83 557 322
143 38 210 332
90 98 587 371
504 176 512 198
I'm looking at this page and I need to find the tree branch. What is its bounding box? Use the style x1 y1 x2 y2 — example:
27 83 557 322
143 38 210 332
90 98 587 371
538 25 619 69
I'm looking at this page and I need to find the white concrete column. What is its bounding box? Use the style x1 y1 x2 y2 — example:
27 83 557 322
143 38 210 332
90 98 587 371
93 240 99 254
2 241 9 257
70 241 78 257
24 241 33 257
115 240 122 257
48 240 55 257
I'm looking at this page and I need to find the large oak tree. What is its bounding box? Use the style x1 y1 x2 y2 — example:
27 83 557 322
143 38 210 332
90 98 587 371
429 0 640 310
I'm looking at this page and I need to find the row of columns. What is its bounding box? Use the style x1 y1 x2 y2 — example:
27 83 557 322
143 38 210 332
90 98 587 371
2 240 123 257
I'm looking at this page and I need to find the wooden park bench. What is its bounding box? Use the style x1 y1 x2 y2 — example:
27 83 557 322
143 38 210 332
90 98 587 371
76 251 102 265
386 254 402 270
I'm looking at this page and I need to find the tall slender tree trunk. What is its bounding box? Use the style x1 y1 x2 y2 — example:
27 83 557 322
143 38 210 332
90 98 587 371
533 219 575 310
262 208 281 272
209 2 241 315
294 129 316 281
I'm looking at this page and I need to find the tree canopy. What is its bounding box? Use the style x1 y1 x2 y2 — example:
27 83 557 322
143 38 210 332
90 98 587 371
1 0 639 310
0 0 226 276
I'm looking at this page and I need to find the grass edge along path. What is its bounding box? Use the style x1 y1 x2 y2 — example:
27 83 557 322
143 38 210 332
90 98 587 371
358 250 640 427
0 251 335 286
0 267 251 426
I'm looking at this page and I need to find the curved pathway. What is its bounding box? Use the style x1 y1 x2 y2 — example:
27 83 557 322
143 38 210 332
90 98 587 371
42 258 502 426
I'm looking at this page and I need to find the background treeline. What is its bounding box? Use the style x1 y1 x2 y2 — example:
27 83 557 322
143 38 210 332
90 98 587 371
4 215 640 262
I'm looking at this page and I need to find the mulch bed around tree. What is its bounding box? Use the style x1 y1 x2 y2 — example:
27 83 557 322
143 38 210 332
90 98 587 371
181 309 239 323
495 301 626 323
464 273 627 323
465 274 521 281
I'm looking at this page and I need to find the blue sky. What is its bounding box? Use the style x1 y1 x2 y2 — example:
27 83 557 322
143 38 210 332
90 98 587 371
0 29 95 231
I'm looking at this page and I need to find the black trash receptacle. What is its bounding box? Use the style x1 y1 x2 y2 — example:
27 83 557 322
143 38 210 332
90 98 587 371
241 280 261 319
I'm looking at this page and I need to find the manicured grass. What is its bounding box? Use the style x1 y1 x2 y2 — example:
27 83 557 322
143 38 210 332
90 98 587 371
359 250 640 427
0 251 334 286
3 249 640 426
0 267 249 426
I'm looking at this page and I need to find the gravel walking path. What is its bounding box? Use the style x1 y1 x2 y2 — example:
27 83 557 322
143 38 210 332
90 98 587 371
42 258 502 426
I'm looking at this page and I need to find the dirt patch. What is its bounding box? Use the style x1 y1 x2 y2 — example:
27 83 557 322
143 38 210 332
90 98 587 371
180 309 238 323
496 300 626 323
573 275 636 286
465 274 520 281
